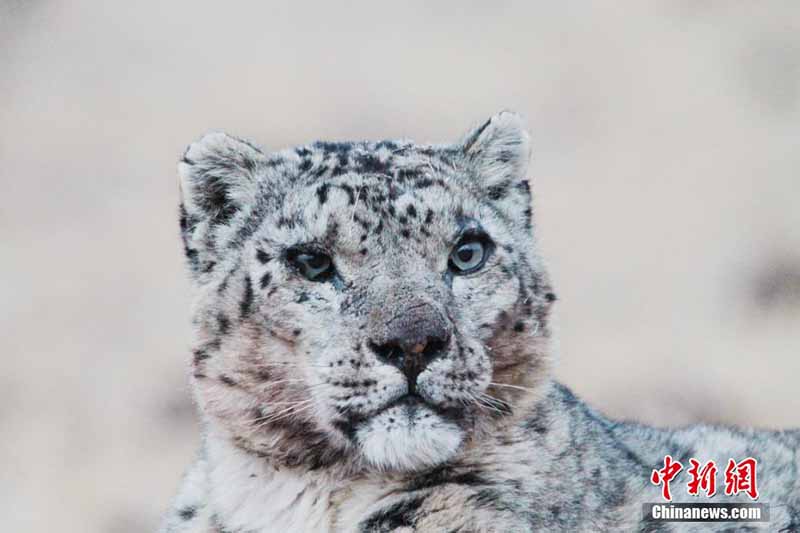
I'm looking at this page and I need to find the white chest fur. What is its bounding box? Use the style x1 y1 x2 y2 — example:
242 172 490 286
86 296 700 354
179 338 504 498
205 438 389 532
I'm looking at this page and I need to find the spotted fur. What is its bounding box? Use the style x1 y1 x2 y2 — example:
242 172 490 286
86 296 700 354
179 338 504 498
162 112 799 532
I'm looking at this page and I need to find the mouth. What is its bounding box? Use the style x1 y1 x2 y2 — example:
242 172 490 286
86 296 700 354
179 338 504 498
378 392 464 422
334 392 464 441
351 391 467 470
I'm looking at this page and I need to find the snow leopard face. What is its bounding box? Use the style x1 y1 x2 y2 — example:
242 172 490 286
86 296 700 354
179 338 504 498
179 112 556 472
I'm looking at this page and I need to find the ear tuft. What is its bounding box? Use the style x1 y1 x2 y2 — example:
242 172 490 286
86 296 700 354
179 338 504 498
178 132 264 225
461 111 531 189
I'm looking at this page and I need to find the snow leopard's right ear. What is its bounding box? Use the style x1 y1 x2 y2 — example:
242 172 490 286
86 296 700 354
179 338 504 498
178 132 265 226
461 111 531 189
460 111 533 229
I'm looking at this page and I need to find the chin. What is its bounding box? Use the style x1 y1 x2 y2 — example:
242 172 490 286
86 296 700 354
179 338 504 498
355 401 464 472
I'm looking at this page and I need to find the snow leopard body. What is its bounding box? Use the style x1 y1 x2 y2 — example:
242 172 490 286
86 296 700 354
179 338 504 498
161 112 799 532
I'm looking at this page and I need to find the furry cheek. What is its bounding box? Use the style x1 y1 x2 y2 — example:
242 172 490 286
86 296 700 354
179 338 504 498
453 269 520 343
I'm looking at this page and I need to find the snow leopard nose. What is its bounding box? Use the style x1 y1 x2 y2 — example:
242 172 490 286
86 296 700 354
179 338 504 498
370 334 450 392
368 307 451 393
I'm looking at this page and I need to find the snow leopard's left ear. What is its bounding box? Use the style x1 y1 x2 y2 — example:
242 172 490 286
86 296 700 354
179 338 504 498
178 132 266 276
460 111 533 226
178 131 265 226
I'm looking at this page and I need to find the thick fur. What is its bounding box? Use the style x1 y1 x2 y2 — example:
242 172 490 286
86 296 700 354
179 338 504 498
162 112 799 532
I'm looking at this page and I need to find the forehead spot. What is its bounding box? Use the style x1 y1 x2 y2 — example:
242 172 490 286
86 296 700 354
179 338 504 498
316 183 330 205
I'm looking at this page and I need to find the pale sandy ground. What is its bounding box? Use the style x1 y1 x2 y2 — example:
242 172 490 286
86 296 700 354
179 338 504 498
1 2 798 531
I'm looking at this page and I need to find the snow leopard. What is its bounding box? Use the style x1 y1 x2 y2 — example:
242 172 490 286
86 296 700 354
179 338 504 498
161 112 799 532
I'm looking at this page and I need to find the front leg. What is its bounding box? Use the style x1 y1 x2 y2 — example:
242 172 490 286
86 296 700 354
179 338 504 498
358 485 531 533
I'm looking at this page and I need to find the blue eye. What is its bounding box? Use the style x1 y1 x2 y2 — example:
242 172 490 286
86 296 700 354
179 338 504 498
449 239 488 273
290 251 333 281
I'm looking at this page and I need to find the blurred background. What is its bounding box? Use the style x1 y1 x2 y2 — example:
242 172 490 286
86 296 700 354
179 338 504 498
1 1 799 531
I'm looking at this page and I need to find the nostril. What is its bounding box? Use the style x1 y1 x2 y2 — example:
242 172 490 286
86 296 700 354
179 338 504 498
422 337 448 362
369 336 448 367
368 341 403 366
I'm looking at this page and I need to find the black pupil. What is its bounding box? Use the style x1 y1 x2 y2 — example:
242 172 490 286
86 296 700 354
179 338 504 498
457 246 474 263
306 254 328 270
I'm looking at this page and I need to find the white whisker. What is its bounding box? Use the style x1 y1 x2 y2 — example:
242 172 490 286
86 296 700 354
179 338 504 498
489 382 537 393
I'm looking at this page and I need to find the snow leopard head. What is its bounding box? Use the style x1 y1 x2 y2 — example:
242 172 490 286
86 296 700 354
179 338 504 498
179 111 556 472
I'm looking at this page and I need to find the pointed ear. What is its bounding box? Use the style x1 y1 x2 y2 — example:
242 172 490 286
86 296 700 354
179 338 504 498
461 110 531 194
178 132 265 225
460 112 533 230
